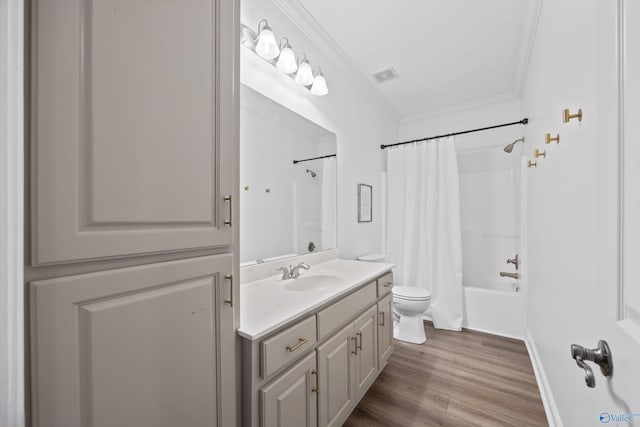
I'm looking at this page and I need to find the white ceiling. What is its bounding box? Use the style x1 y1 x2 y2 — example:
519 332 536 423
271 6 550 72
295 0 535 120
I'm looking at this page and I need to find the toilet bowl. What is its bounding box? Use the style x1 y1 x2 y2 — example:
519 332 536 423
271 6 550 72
356 253 431 345
392 286 431 344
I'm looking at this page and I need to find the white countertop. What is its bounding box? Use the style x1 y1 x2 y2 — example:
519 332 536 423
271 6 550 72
238 259 394 340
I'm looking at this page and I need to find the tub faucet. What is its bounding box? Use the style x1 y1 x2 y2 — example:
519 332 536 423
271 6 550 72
499 272 520 279
290 262 310 278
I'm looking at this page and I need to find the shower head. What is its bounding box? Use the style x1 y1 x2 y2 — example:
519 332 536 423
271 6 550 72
306 168 317 178
504 137 525 153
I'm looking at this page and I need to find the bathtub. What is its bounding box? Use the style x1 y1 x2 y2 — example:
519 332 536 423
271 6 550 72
462 284 525 339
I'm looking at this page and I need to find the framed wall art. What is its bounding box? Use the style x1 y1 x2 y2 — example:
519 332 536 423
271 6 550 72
358 183 372 223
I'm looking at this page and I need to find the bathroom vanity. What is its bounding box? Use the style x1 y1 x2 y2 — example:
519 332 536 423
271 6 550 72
239 252 394 427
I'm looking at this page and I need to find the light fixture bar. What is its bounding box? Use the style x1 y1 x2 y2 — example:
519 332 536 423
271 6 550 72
240 21 328 96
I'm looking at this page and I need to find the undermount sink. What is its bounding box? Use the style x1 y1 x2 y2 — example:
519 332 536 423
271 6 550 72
284 274 342 292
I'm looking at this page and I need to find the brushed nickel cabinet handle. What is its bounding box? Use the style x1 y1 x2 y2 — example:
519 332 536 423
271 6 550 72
351 336 358 355
223 195 232 226
356 332 362 351
383 282 392 288
379 312 385 327
286 338 308 352
224 274 233 307
311 369 318 393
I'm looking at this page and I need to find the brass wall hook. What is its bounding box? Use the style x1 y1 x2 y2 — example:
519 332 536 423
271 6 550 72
563 108 583 123
528 160 537 168
546 133 560 144
534 149 546 159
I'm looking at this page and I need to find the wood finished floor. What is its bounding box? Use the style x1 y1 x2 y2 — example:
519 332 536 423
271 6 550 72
344 322 547 427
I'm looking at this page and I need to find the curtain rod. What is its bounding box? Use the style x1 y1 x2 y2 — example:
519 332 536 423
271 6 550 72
292 154 336 164
380 118 529 150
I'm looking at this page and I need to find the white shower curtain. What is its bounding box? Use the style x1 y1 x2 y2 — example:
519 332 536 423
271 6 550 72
386 137 463 331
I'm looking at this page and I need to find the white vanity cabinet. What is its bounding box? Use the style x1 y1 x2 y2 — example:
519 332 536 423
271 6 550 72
317 305 379 427
260 353 318 427
316 323 357 427
240 270 394 427
377 293 394 368
354 306 379 401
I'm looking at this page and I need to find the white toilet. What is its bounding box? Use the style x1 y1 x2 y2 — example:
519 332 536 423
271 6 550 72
356 253 432 344
392 286 432 344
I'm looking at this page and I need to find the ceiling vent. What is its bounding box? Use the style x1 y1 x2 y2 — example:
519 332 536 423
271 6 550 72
372 67 399 83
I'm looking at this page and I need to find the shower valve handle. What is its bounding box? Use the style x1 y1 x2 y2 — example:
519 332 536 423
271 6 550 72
506 254 519 270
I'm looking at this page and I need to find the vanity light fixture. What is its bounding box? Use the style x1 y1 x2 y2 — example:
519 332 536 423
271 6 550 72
255 20 279 60
241 19 329 96
276 39 297 74
310 68 328 96
295 54 314 86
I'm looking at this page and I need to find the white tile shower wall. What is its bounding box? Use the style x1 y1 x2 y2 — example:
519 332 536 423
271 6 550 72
459 167 520 291
240 0 399 260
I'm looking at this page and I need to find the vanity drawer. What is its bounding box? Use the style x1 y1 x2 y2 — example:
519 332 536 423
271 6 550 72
317 282 377 340
377 272 393 297
261 315 317 378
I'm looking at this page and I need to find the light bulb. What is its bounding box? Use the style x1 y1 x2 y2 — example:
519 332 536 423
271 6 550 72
276 46 298 74
255 25 280 59
295 60 314 86
311 73 328 96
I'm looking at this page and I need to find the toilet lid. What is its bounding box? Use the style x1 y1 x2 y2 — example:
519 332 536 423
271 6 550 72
357 253 386 262
393 286 432 300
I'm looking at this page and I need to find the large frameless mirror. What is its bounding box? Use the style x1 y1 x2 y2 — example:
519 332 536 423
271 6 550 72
240 85 337 266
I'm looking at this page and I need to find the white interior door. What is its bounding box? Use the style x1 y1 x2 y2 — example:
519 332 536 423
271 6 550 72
523 1 640 425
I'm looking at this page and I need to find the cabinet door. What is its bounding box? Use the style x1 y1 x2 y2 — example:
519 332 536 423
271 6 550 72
377 293 393 368
31 0 235 265
30 255 233 427
260 352 317 427
354 306 379 400
316 323 355 427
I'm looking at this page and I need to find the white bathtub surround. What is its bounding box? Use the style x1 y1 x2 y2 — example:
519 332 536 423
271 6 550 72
321 156 337 249
462 286 524 339
239 250 393 339
386 137 463 331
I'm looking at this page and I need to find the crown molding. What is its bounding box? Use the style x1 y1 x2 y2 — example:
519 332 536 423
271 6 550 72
401 91 521 125
271 0 402 123
514 0 544 95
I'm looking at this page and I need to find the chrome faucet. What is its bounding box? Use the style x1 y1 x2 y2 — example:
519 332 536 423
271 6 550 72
277 266 291 280
290 262 310 278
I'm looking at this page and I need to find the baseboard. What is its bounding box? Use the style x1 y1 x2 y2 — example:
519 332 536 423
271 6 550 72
462 324 524 341
524 329 563 427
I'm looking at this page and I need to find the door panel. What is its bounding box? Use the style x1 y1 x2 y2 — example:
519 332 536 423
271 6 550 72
30 255 231 427
260 352 317 427
377 294 393 368
31 0 232 265
354 306 378 400
316 323 355 427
